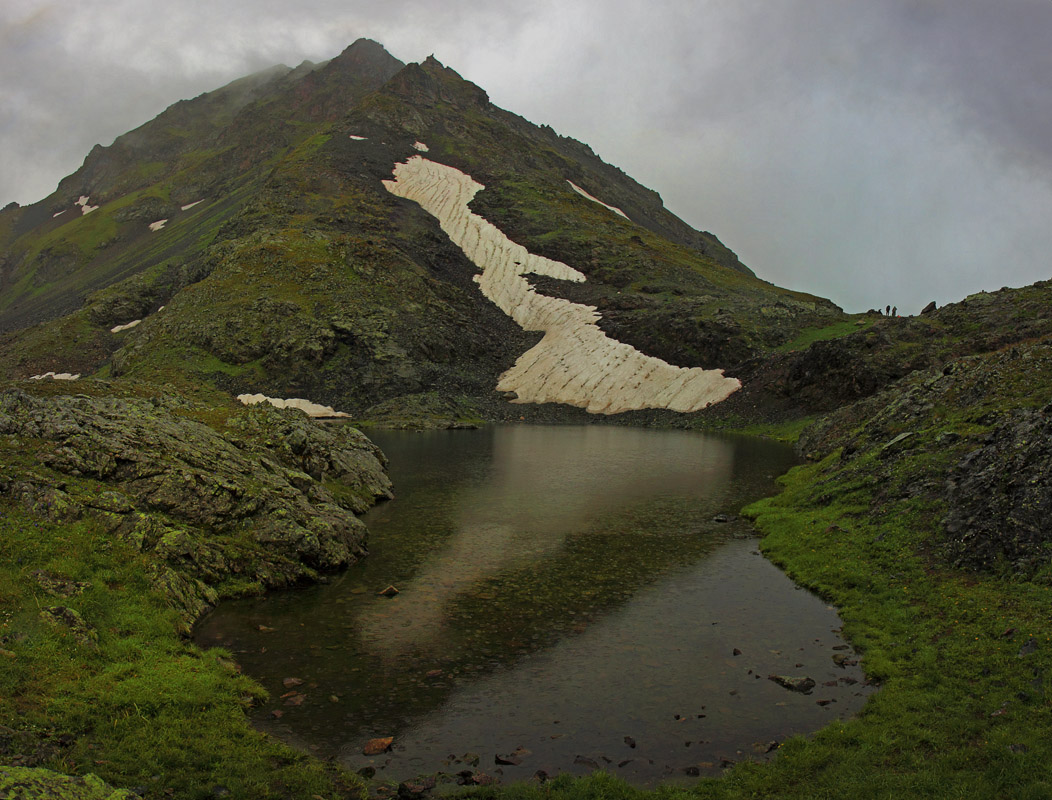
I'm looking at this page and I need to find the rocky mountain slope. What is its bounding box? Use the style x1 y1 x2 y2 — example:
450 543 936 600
0 378 394 794
0 39 841 424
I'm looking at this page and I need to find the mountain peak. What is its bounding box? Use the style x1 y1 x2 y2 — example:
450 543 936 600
319 38 405 91
333 38 401 70
384 55 489 110
0 37 840 426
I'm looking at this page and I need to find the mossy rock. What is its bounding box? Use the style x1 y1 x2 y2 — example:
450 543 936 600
0 767 138 800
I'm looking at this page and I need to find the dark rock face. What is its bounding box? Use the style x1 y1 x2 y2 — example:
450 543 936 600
944 409 1052 573
783 335 892 408
112 196 176 223
728 282 1052 426
0 388 392 622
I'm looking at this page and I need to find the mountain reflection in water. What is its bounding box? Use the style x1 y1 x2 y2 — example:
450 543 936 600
359 426 734 657
194 425 873 786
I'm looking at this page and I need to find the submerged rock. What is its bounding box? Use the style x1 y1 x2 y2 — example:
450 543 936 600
495 746 530 766
768 675 816 694
363 736 394 755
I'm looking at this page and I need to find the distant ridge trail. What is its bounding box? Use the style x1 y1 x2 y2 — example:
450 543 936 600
384 155 740 414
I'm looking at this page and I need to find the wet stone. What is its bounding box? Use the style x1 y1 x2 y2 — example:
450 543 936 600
768 675 816 693
364 737 394 755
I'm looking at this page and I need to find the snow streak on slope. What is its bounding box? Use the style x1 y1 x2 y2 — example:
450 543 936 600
237 394 350 418
567 180 630 220
383 156 740 414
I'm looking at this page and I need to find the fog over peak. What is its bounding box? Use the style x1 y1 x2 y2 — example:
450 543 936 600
3 0 1050 313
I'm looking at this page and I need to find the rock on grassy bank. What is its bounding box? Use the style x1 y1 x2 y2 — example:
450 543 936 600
0 766 137 799
1 383 392 624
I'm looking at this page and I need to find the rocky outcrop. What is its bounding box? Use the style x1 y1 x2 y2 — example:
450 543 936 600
944 408 1052 573
0 387 392 622
794 340 1052 577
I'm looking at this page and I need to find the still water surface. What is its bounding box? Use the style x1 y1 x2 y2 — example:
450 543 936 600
195 425 872 785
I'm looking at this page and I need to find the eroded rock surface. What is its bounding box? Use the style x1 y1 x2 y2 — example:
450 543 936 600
0 387 392 622
944 408 1052 573
795 341 1052 576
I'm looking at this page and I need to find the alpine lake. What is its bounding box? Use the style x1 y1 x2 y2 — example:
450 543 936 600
194 424 873 787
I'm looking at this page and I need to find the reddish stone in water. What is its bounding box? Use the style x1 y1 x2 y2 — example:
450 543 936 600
363 736 394 755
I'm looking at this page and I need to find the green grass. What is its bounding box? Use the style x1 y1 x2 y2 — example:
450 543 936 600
735 416 817 442
727 459 1052 799
0 462 365 800
774 317 875 353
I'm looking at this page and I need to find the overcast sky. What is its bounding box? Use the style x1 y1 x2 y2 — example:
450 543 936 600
3 0 1051 313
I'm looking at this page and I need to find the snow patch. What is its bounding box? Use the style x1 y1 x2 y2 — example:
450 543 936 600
237 394 350 418
149 219 167 231
567 181 630 220
110 319 141 333
383 156 740 414
30 372 80 381
349 135 368 140
75 196 99 215
412 141 430 152
53 210 66 218
180 200 204 211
